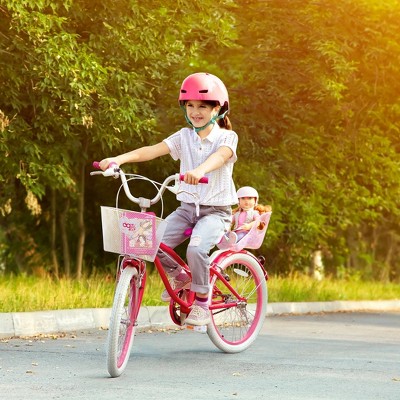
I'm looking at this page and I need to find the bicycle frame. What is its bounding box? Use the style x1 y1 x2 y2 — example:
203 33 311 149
117 236 269 321
155 243 193 310
156 243 268 320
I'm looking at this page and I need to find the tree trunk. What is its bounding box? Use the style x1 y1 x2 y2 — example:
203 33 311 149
311 249 324 281
381 232 394 282
346 227 359 271
50 189 60 279
59 198 71 277
75 162 86 279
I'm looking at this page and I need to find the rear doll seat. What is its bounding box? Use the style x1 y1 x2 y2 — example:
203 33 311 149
217 211 272 252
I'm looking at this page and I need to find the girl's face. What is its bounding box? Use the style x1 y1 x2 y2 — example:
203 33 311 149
239 197 256 211
185 100 220 128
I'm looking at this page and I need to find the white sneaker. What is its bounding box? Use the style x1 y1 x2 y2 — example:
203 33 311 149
185 305 211 326
161 277 191 302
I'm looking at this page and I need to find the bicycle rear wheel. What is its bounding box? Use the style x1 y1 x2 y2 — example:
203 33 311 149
207 252 267 353
107 265 145 377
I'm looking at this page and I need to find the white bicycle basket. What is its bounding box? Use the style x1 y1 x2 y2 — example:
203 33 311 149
100 206 168 261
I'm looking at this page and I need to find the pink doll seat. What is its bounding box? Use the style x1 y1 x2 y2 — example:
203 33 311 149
217 212 272 252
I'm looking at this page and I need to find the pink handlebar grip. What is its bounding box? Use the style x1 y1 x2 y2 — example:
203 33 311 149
92 161 119 170
179 174 209 184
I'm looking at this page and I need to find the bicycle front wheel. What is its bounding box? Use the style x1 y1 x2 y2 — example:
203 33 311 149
107 266 144 377
207 252 267 353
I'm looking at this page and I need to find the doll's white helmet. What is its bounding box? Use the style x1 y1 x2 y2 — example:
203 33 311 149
236 186 259 204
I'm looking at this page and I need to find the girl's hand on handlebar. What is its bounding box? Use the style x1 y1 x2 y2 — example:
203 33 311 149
99 158 119 171
182 169 207 185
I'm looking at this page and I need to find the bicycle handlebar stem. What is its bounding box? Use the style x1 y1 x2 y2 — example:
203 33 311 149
118 170 178 209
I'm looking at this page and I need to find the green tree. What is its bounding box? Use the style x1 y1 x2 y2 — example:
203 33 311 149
220 0 400 280
2 0 400 282
0 0 236 277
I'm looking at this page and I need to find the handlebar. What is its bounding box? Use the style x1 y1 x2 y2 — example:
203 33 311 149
90 161 208 210
179 174 208 184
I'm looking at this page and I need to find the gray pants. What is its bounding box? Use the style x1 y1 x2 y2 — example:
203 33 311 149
157 202 232 294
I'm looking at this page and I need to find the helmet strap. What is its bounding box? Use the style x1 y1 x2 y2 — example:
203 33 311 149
181 106 228 133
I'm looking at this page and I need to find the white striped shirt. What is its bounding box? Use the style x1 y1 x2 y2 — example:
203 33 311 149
163 125 238 206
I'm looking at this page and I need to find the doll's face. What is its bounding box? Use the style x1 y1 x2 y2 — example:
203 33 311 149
239 197 256 211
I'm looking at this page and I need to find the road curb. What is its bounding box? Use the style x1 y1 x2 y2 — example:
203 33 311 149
1 300 399 339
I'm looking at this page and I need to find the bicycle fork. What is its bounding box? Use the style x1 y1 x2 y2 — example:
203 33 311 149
119 256 147 325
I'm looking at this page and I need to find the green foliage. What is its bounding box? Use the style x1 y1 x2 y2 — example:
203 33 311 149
0 0 399 281
223 0 400 280
0 0 236 275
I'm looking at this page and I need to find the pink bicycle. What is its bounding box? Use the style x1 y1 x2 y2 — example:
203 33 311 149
91 163 271 377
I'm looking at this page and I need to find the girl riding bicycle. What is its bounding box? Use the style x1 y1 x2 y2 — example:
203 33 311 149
99 72 238 326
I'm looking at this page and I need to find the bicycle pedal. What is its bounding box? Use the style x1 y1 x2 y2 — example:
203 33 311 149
185 324 207 334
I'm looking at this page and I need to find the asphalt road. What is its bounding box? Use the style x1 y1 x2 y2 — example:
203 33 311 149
1 311 399 400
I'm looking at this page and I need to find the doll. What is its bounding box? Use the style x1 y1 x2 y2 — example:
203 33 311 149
223 186 272 244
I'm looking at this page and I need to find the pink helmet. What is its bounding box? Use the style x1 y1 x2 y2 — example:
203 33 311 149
237 186 259 203
179 73 229 112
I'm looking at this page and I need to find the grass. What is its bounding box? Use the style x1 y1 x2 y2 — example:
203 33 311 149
0 272 399 313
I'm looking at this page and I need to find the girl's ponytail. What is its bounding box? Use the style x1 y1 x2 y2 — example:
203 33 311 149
218 115 232 130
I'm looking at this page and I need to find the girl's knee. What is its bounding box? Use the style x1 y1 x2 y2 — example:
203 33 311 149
187 243 201 258
187 240 208 260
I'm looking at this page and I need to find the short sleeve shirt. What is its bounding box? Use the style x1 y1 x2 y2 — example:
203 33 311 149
163 125 238 206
